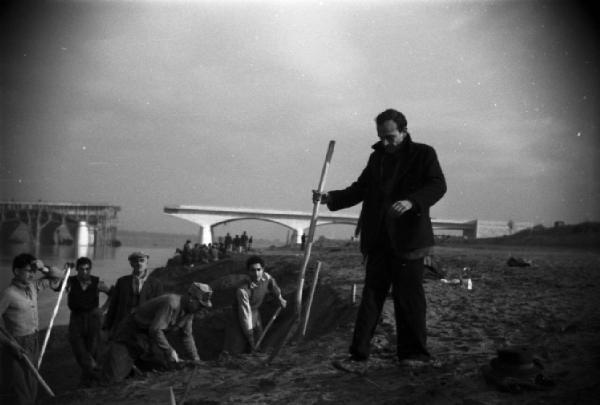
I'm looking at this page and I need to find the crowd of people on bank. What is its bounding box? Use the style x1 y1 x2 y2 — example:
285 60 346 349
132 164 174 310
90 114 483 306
0 251 285 404
172 231 254 266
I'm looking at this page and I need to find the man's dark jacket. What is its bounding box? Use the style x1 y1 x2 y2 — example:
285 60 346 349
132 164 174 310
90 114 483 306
327 135 446 256
104 274 163 334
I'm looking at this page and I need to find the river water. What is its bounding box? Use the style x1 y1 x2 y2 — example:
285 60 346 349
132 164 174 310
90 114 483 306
0 243 175 328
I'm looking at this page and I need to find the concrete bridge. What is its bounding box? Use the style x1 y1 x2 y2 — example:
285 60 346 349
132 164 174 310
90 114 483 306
163 205 492 244
0 201 120 246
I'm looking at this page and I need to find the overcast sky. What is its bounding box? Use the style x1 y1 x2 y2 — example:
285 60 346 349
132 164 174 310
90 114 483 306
1 0 598 236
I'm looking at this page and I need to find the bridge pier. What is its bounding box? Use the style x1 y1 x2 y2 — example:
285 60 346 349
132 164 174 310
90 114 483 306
294 227 305 244
198 224 213 245
77 221 91 246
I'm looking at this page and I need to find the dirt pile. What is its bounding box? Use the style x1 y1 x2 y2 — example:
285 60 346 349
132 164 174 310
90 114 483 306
37 243 600 404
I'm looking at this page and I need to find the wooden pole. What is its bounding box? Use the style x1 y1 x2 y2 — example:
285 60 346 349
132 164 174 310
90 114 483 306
256 306 283 350
38 265 71 369
301 261 321 337
295 141 335 316
0 327 55 397
169 386 177 405
267 141 335 364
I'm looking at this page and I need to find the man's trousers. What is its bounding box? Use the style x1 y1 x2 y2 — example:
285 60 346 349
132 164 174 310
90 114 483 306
69 309 102 384
0 332 39 405
349 249 429 361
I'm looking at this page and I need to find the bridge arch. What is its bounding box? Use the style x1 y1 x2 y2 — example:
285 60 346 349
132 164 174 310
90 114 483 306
211 217 299 244
163 205 489 244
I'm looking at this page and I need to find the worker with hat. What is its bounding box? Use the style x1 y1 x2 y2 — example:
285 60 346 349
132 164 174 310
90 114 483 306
103 251 164 337
102 282 213 382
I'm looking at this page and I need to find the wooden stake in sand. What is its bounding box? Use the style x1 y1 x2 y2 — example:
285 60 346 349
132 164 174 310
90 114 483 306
38 264 71 369
301 261 321 337
267 140 335 364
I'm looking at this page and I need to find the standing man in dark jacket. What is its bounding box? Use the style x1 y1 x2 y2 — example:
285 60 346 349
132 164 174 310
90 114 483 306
314 108 446 370
104 251 164 336
65 257 110 386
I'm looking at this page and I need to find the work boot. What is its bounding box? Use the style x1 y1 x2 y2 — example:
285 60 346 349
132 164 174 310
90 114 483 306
398 354 432 368
331 355 368 374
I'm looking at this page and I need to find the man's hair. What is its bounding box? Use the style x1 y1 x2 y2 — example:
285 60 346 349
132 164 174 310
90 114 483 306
13 253 36 272
76 257 92 269
246 255 265 269
375 109 407 130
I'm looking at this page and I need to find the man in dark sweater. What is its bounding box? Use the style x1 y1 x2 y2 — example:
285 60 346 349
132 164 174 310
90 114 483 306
66 257 110 386
314 109 447 370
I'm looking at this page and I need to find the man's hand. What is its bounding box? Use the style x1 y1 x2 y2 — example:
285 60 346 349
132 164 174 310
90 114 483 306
169 349 180 363
312 190 328 205
278 296 287 309
31 259 45 273
388 200 413 217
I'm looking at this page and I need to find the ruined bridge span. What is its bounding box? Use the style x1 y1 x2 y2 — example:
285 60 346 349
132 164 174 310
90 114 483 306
0 201 120 246
163 205 497 245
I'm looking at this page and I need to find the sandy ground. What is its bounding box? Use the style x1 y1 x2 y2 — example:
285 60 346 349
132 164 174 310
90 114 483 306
35 242 600 404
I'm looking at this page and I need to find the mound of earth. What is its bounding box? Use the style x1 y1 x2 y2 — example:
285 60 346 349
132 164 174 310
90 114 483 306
36 243 600 404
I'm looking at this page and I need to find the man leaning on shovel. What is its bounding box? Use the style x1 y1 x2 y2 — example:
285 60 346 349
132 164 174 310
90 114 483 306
223 255 287 355
0 253 65 405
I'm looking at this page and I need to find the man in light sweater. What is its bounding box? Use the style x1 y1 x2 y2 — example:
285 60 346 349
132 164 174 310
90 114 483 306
0 253 64 405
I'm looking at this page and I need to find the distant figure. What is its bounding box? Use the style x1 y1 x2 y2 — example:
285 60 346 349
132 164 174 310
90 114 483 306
0 254 64 405
103 251 164 337
233 235 241 253
314 108 446 371
300 233 306 251
248 236 253 251
102 283 213 382
225 233 233 252
65 257 110 387
241 231 249 253
182 240 193 265
223 256 286 354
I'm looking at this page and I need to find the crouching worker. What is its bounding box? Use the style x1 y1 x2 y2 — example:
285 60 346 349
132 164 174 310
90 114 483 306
102 282 212 383
64 257 111 387
0 253 65 405
223 255 286 354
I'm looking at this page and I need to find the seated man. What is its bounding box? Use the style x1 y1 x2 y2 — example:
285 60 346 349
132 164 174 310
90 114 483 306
223 255 286 354
102 282 212 382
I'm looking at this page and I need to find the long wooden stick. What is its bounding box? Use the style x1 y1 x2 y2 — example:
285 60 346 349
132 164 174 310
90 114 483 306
23 354 56 397
301 261 321 336
295 141 335 315
0 326 55 397
267 141 335 364
256 306 282 350
38 265 71 369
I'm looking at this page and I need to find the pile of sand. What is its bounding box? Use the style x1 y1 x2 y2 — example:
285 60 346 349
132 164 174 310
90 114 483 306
37 243 600 404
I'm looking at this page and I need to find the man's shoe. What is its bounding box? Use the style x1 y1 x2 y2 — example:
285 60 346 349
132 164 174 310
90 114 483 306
398 354 431 368
332 356 368 375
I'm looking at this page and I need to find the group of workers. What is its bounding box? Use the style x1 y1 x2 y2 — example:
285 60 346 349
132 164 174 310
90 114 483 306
1 107 447 403
0 251 286 405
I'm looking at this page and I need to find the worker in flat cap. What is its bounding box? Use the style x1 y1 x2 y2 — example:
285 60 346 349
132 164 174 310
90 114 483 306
102 282 213 382
104 251 164 337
